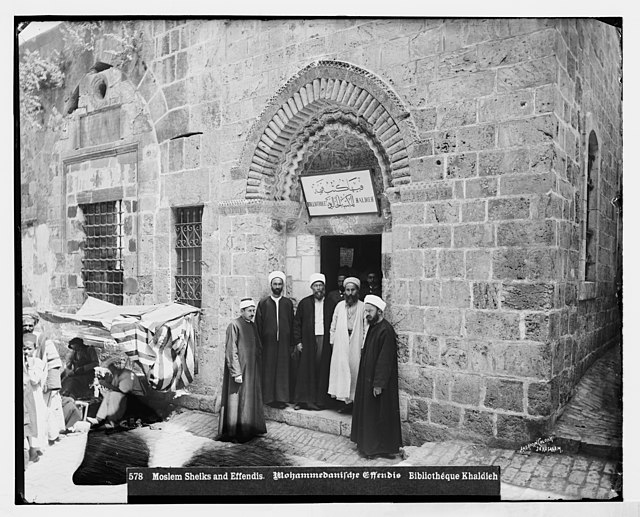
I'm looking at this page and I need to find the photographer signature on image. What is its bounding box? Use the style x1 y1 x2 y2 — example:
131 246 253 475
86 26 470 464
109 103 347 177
517 436 563 454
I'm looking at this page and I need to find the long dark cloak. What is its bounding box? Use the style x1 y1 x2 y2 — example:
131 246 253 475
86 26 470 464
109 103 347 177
292 294 336 406
255 296 294 404
351 318 403 456
218 317 266 442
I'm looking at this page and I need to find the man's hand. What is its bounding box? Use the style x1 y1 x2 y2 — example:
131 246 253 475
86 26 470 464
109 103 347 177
296 343 303 352
234 375 243 384
373 387 383 397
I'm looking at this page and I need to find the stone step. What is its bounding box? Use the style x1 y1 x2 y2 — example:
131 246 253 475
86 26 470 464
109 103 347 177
263 405 352 437
172 394 353 438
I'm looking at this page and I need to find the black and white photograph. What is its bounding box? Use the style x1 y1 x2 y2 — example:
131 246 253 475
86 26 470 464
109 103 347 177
15 15 630 507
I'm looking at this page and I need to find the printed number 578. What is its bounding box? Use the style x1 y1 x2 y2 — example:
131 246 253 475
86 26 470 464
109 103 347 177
128 472 143 481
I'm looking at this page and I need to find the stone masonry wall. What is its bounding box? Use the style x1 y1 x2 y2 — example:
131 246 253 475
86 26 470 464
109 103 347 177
20 19 621 444
550 19 622 410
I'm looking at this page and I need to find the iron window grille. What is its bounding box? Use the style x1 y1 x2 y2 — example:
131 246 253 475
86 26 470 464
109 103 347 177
175 206 203 308
80 200 124 305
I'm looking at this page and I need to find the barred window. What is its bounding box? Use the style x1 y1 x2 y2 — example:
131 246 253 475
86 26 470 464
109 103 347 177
80 201 124 305
175 206 203 308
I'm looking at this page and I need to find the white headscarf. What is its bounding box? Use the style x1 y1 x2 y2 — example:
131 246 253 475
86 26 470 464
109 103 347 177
364 294 386 312
240 298 255 310
309 273 326 287
343 277 361 289
268 271 286 284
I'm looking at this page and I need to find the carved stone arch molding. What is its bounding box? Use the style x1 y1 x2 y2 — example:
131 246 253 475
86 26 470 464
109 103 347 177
240 60 418 200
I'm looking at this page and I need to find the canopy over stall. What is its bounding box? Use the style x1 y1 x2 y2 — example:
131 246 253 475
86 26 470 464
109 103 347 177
39 297 201 393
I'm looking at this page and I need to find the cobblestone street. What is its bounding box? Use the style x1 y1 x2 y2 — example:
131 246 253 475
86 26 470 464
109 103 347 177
22 405 620 504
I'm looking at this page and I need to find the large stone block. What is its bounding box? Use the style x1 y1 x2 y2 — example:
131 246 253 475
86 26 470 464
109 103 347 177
493 248 560 281
488 197 531 221
485 378 524 412
462 408 495 436
479 148 529 176
392 250 424 278
424 308 463 337
398 364 434 398
473 282 500 309
527 381 555 416
408 397 430 423
497 55 557 93
441 338 468 370
430 402 461 428
497 220 556 247
466 310 520 340
477 29 556 69
419 279 440 306
457 125 496 153
465 177 498 199
499 172 555 196
413 335 440 367
411 108 438 132
388 306 425 332
438 249 465 278
467 340 492 374
440 280 471 308
423 250 438 277
451 373 482 405
437 99 477 129
524 312 552 340
409 27 444 58
397 333 410 364
425 201 459 224
465 250 492 280
427 71 496 105
392 203 426 226
497 114 558 148
496 414 547 444
461 200 486 222
479 91 535 123
453 223 494 248
446 153 477 179
491 342 551 379
410 155 445 182
413 225 452 248
502 282 555 310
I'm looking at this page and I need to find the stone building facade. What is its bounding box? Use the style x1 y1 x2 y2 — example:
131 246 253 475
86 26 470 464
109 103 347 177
19 18 622 446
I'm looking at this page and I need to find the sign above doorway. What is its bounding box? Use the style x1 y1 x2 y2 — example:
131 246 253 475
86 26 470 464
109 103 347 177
300 169 379 217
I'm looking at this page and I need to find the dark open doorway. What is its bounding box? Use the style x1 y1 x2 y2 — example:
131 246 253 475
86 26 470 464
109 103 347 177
320 235 382 294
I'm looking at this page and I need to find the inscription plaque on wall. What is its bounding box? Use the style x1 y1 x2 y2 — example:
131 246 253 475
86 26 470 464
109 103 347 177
300 169 378 217
79 108 121 148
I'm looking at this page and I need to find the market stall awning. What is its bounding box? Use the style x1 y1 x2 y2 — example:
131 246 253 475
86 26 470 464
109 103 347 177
39 297 200 332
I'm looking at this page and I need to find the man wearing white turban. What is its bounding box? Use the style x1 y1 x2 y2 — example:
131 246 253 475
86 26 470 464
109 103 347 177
218 298 266 442
255 271 294 409
351 294 402 459
328 276 367 412
292 273 336 410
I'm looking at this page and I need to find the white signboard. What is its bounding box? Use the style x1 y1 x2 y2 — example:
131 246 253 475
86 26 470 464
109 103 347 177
300 169 378 217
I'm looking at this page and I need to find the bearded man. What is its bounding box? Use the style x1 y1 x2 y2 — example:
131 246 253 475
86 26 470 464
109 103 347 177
327 277 367 412
255 271 294 409
292 273 336 410
351 295 402 459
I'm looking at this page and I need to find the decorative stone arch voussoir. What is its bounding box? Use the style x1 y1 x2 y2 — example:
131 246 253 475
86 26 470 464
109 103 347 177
241 60 418 200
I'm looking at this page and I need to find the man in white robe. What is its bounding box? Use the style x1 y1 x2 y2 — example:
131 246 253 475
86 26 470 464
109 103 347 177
328 277 367 410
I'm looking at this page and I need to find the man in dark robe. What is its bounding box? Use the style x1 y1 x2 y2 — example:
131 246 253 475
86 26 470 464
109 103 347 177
351 295 402 459
61 337 100 399
218 298 267 443
360 270 382 300
292 273 336 410
327 267 349 306
255 270 294 409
